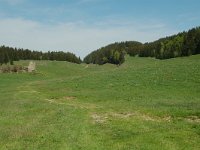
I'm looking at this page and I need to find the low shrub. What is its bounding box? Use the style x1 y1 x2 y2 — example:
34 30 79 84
0 65 26 73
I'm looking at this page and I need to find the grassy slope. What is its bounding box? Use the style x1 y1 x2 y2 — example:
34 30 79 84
0 55 200 150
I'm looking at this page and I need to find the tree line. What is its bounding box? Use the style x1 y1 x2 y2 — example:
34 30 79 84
84 26 200 65
1 26 199 66
84 41 142 65
0 46 82 65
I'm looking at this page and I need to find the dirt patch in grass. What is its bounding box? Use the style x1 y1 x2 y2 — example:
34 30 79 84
91 114 108 124
185 116 200 123
139 114 171 122
63 96 76 101
109 112 135 119
18 90 39 93
109 112 171 122
91 112 200 124
91 112 172 124
45 99 65 105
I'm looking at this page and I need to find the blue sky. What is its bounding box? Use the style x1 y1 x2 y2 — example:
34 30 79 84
0 0 199 58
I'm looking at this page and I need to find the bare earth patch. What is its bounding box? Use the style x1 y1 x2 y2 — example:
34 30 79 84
139 114 171 122
63 96 76 101
91 112 200 125
185 116 200 123
91 114 108 124
45 99 65 105
109 112 134 119
91 112 172 124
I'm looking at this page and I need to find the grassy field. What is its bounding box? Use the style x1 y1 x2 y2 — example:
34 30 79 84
0 55 200 150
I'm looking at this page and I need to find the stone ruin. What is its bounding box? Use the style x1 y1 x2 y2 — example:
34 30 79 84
27 61 36 73
0 61 36 73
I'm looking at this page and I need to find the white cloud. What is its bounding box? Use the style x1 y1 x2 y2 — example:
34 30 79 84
0 18 177 58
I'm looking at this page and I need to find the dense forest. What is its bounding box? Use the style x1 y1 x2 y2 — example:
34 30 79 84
0 46 82 65
84 27 200 65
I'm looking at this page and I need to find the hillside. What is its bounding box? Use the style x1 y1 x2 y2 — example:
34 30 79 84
84 27 200 65
0 55 199 149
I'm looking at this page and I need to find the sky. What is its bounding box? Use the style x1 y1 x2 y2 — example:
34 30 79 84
0 0 200 58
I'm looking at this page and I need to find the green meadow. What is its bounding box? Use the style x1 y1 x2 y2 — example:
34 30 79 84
0 55 200 150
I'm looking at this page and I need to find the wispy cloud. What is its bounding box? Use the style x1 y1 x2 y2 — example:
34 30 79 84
0 18 177 58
